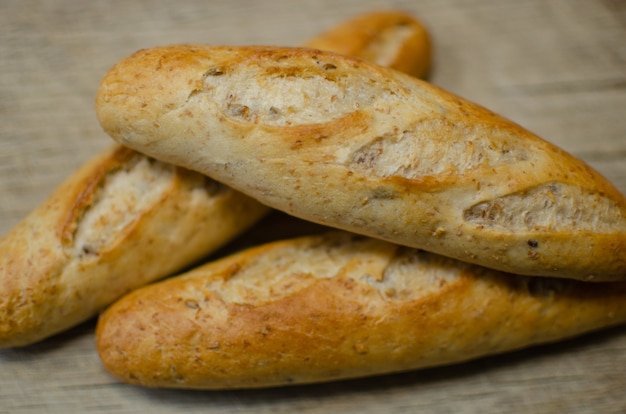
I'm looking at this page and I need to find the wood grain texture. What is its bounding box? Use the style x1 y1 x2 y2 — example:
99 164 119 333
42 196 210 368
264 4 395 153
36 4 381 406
0 0 625 413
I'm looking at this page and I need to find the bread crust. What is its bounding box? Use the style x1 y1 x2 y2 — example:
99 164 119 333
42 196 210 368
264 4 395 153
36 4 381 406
96 232 626 389
303 11 431 79
0 146 267 347
96 44 626 281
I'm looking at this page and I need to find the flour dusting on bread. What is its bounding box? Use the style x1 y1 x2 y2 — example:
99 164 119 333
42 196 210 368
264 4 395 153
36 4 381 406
368 247 462 300
73 155 174 259
349 118 530 178
464 182 625 232
203 233 395 305
201 53 383 126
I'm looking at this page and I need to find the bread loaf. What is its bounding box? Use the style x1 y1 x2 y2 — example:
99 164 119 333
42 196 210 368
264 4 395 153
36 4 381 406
303 11 431 79
0 11 431 348
96 44 626 281
96 231 626 389
0 146 267 348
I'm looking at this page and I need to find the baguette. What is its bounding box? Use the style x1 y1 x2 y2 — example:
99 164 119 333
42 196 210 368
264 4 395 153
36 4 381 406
0 11 431 348
96 44 626 281
96 231 626 390
0 146 267 348
303 11 431 79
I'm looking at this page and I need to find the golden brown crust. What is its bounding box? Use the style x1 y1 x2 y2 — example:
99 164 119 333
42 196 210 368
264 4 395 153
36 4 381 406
304 11 431 79
96 232 626 389
0 146 268 347
96 44 626 281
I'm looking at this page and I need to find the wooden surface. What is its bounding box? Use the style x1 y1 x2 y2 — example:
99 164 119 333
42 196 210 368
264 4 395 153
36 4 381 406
1 0 625 412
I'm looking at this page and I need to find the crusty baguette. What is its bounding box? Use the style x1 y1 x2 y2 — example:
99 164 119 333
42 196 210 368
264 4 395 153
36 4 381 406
0 146 268 348
96 44 626 281
0 12 431 348
303 11 431 79
96 231 626 390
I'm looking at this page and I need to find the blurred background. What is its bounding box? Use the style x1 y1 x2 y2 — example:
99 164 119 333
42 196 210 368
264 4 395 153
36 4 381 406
1 1 625 413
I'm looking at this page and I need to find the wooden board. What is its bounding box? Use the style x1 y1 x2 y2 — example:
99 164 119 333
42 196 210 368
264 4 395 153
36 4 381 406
1 1 625 412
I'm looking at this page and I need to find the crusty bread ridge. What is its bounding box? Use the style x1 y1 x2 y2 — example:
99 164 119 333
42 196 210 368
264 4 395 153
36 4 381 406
303 10 431 79
96 44 626 281
96 231 626 389
0 11 431 348
0 146 267 347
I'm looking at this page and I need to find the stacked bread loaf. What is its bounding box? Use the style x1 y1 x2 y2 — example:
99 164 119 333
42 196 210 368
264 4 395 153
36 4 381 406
2 11 626 390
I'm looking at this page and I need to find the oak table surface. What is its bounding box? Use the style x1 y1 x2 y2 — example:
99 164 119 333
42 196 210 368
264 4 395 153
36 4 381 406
1 1 625 413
